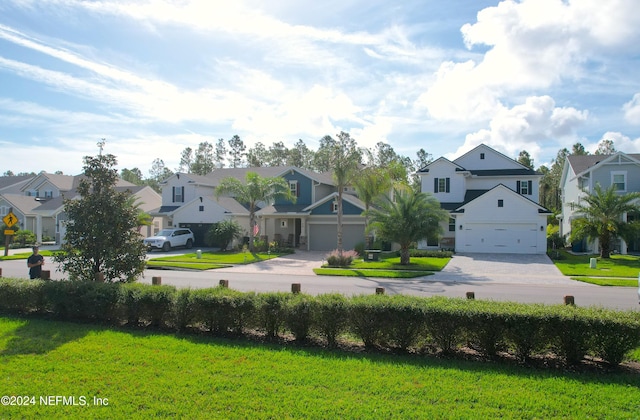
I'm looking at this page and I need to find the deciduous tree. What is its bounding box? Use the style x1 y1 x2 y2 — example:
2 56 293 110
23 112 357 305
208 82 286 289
54 153 148 281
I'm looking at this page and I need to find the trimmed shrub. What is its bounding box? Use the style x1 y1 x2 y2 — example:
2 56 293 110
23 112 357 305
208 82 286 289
0 279 46 314
312 294 349 347
285 294 315 342
464 301 509 358
326 249 359 267
120 283 176 328
423 298 466 354
503 305 548 362
256 292 290 338
349 294 390 349
75 282 121 323
545 306 590 365
588 309 640 365
383 295 427 350
171 288 195 332
191 287 242 335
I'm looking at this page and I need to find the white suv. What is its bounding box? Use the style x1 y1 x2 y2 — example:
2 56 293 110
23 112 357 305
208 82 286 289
144 228 195 252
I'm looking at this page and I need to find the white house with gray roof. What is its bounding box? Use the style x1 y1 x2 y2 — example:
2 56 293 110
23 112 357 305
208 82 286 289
418 144 550 254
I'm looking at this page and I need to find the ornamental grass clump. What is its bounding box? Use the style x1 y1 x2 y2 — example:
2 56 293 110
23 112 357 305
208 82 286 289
326 249 359 267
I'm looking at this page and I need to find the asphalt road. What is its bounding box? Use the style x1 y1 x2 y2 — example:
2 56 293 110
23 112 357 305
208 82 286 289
1 252 638 311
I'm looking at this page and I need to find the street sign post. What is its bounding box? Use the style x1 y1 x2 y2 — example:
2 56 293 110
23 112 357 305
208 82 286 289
3 209 17 256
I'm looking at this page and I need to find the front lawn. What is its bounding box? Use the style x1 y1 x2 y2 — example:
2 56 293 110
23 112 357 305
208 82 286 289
0 250 57 260
315 255 450 278
1 316 639 418
146 250 284 270
552 250 640 278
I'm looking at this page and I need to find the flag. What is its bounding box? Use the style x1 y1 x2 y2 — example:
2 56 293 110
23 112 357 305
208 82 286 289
253 223 259 237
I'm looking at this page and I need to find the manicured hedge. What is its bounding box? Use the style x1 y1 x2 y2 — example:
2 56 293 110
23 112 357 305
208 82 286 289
1 278 639 367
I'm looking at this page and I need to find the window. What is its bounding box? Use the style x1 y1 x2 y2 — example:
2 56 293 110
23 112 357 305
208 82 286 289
199 205 204 212
44 190 53 198
433 177 450 193
498 199 504 207
480 153 485 159
332 202 338 212
612 172 626 191
517 180 533 195
448 218 455 232
173 186 184 203
289 180 298 197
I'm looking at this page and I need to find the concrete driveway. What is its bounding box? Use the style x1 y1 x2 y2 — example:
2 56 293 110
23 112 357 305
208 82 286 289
214 250 580 286
429 253 584 285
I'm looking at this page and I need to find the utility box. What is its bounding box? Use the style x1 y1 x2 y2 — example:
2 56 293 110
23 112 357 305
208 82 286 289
590 258 597 269
365 250 381 262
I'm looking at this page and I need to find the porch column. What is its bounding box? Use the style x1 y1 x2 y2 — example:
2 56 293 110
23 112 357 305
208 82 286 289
36 215 43 244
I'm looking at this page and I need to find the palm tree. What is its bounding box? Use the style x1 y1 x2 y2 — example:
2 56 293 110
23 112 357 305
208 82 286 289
215 172 295 252
330 132 362 254
366 187 449 265
570 183 640 258
353 166 391 247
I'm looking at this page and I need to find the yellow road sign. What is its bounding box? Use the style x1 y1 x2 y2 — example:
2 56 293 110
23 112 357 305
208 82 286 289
4 229 15 235
3 212 18 227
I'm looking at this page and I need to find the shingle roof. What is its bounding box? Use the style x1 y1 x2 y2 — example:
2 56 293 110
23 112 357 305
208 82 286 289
566 153 640 175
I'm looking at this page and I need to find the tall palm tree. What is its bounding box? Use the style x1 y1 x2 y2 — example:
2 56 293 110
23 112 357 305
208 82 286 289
366 187 449 265
215 172 295 252
353 166 391 247
330 132 362 254
570 183 640 258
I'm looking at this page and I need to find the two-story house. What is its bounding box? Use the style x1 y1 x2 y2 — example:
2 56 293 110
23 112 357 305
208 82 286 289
0 172 162 244
559 151 640 254
153 166 367 251
418 144 550 254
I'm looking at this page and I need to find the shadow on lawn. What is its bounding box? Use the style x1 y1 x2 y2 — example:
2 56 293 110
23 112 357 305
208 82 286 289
0 317 88 356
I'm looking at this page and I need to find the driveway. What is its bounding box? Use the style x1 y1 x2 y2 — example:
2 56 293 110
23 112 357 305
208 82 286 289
429 253 585 286
214 250 582 286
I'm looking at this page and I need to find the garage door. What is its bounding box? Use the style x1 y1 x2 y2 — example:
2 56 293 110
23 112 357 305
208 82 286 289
459 223 538 254
309 224 365 251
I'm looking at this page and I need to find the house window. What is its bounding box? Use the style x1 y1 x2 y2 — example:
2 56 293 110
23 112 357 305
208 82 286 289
517 180 533 196
44 190 53 198
612 172 626 191
199 205 204 212
480 153 485 159
433 177 450 193
498 199 504 207
448 218 455 232
332 202 338 212
289 181 298 197
172 186 184 203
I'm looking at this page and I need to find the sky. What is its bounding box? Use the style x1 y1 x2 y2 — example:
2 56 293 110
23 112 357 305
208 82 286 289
1 0 640 176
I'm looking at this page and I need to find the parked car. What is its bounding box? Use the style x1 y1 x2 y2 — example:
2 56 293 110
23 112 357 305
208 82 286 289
144 228 194 252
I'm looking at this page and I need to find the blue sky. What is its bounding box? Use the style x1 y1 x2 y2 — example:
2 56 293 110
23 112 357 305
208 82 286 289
1 0 639 176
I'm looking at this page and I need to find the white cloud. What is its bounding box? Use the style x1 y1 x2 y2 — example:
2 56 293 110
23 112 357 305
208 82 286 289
597 131 640 154
452 95 588 164
623 93 640 124
419 0 640 122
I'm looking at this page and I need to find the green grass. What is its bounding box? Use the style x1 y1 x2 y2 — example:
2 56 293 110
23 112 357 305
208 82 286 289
313 268 434 278
350 256 450 271
315 256 449 278
552 250 640 278
571 277 639 287
0 250 57 260
1 316 639 419
146 251 284 270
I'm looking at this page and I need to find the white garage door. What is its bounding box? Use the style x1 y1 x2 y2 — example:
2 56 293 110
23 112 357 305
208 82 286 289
459 223 538 254
309 224 365 251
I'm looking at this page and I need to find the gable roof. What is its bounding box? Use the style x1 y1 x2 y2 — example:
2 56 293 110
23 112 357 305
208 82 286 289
417 157 464 173
452 184 551 214
1 194 45 214
453 144 537 173
566 152 640 179
302 192 366 212
0 175 34 193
